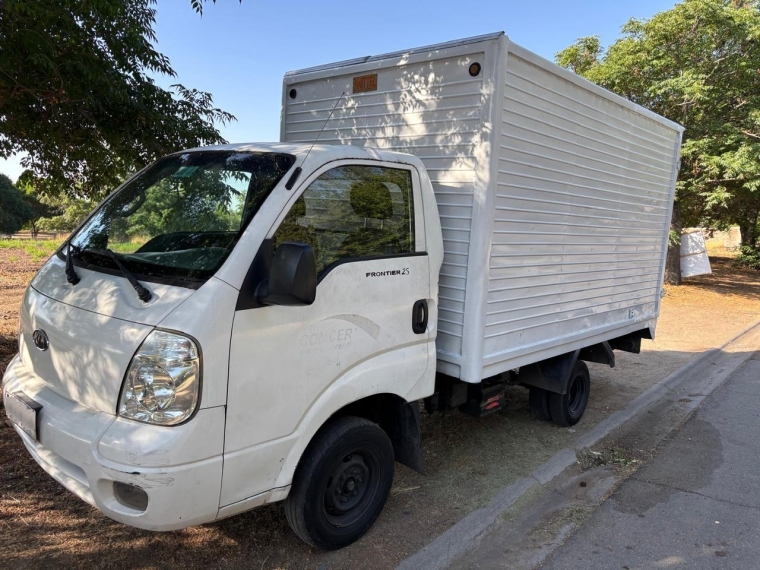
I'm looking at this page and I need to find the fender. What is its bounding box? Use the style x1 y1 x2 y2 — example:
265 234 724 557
272 342 434 489
518 350 581 395
519 341 616 395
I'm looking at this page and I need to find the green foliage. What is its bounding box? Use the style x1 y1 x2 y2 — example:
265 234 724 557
113 173 242 244
16 170 93 233
15 173 61 235
35 194 92 234
669 229 682 247
556 0 760 249
0 173 34 234
190 0 241 16
273 165 414 274
21 194 59 236
554 36 602 75
735 245 760 268
0 1 235 201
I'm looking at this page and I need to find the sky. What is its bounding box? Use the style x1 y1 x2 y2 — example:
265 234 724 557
0 0 679 182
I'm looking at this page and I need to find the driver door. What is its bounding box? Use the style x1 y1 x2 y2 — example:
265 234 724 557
221 160 432 507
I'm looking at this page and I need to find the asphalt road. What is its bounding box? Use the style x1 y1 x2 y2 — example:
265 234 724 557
541 355 760 570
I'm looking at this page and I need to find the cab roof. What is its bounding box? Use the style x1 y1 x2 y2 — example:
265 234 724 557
182 142 425 172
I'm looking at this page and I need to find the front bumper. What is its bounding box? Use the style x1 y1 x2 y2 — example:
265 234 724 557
2 354 225 531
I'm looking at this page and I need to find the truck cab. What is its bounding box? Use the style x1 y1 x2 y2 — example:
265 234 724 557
3 143 443 549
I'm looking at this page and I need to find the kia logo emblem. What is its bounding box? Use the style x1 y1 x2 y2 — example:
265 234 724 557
32 329 49 351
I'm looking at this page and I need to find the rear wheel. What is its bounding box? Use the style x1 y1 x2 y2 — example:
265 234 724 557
284 416 394 550
548 360 590 427
529 387 552 421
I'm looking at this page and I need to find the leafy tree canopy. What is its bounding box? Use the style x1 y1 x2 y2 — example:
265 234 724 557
0 1 236 201
35 194 92 234
555 0 760 248
0 173 34 235
16 171 62 235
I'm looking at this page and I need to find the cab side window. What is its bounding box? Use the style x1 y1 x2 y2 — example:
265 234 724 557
272 165 415 275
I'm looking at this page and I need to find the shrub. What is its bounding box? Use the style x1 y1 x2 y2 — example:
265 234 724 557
735 246 760 270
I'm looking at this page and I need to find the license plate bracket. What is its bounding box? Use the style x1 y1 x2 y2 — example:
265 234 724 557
5 391 42 441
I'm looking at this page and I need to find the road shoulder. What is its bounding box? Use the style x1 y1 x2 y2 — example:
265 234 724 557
400 322 760 570
540 356 760 569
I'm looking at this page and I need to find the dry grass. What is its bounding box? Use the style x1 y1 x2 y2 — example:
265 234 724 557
0 248 49 377
664 250 760 307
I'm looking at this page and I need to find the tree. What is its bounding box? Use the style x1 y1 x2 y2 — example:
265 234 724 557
555 36 602 75
0 1 236 201
556 0 760 279
112 173 243 243
16 172 61 237
35 194 92 235
0 173 34 235
21 193 60 237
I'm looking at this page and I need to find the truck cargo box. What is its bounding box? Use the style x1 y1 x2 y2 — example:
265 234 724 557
281 32 684 383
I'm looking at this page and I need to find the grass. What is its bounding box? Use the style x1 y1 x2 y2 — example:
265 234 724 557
0 239 147 260
108 242 143 254
0 239 62 261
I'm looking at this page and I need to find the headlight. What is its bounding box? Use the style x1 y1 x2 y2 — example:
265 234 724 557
118 330 200 426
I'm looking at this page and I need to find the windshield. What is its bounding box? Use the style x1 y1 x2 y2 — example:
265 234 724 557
67 151 295 284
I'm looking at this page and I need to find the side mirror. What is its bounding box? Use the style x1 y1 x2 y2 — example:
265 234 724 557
256 242 316 306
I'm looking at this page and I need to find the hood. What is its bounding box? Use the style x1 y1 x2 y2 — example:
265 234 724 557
19 285 151 414
20 255 199 414
31 255 196 326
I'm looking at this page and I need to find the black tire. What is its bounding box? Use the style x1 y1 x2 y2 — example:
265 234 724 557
549 360 590 427
529 387 552 421
284 416 394 550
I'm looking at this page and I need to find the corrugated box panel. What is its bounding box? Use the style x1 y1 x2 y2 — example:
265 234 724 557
282 53 489 358
281 33 683 381
484 48 678 360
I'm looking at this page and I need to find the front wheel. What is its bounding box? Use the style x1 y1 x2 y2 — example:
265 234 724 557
284 416 395 550
548 360 590 427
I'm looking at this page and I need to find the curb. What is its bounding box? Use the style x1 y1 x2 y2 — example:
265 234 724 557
396 319 760 570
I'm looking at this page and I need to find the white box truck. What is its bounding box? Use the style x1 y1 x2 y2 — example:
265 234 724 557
3 33 682 550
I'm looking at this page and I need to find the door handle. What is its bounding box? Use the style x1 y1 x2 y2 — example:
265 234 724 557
412 299 428 334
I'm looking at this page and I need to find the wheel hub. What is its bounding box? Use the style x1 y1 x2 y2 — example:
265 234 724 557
323 452 376 524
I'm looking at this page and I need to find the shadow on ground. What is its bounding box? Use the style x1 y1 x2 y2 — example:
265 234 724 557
679 255 760 301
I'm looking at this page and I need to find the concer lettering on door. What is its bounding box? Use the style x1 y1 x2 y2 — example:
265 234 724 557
300 328 354 348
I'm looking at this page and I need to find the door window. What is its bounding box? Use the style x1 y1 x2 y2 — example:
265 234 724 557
272 164 415 274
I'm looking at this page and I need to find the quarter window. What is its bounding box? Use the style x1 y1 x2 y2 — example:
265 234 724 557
273 165 415 275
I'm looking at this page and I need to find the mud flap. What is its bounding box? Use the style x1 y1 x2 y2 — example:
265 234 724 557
519 350 580 395
579 341 615 368
608 329 651 354
386 401 424 473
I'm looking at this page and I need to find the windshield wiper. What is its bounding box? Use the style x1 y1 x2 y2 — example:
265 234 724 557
81 248 152 303
65 241 80 285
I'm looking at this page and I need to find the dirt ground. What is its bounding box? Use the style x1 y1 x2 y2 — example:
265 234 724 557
1 247 759 570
